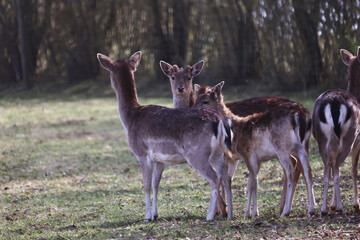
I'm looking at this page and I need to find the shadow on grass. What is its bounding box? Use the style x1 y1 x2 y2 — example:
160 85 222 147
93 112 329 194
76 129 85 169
95 213 206 230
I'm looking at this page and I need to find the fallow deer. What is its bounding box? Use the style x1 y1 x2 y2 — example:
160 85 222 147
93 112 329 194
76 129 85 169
193 81 315 218
161 61 314 218
97 51 233 221
160 60 204 108
312 47 360 215
160 59 229 215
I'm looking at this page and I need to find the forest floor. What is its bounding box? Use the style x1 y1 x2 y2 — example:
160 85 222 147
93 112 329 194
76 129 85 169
1 84 359 239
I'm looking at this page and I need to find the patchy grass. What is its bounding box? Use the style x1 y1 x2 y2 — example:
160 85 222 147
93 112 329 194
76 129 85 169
1 91 360 239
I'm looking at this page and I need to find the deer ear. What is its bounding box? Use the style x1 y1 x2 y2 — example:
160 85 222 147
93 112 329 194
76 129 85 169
194 84 201 93
159 61 173 77
191 60 204 77
213 81 224 94
340 49 353 66
129 51 142 70
97 53 114 72
193 84 202 99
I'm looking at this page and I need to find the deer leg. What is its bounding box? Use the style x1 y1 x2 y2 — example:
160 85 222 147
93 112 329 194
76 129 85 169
206 172 221 221
209 151 232 219
139 156 153 221
228 160 239 179
251 174 259 218
332 165 344 213
297 148 315 216
244 154 257 219
280 156 301 214
321 163 331 215
278 155 295 217
351 146 360 211
244 173 253 218
279 168 287 214
187 156 221 221
332 146 352 214
152 162 165 220
220 160 238 202
330 184 336 211
219 160 238 210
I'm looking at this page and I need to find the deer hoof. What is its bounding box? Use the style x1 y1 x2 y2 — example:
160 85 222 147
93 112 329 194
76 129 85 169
330 205 336 211
335 208 345 214
353 204 360 212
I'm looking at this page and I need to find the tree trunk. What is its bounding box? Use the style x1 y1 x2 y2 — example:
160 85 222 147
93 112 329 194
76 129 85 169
172 0 191 66
293 0 322 88
16 0 31 88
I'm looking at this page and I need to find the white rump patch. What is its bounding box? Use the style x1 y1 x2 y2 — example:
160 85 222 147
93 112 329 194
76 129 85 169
293 112 301 143
338 104 348 125
211 135 218 149
319 104 334 147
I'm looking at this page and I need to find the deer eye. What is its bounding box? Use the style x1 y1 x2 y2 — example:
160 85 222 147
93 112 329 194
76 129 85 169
188 77 191 80
171 76 175 80
202 101 210 105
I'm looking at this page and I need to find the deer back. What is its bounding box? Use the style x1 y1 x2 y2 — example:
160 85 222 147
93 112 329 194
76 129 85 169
194 83 311 146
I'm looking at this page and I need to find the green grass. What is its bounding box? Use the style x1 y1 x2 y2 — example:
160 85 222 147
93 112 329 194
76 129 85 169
1 89 360 239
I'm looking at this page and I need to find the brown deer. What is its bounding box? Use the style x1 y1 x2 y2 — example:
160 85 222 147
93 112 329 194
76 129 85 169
161 61 314 218
160 59 229 216
312 47 360 215
97 51 233 221
193 81 315 218
160 60 204 108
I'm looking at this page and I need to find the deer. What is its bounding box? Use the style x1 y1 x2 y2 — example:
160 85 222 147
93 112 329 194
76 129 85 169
160 61 315 218
193 81 315 218
160 60 204 108
97 51 234 221
312 47 360 215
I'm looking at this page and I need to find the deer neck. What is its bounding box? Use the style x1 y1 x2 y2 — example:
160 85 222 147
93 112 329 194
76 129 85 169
173 91 195 108
113 69 140 131
348 78 360 103
218 101 242 122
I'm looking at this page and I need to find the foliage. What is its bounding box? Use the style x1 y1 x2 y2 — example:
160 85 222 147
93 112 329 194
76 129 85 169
1 0 360 91
1 90 360 239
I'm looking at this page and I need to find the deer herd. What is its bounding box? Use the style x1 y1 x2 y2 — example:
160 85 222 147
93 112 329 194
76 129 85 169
97 46 360 221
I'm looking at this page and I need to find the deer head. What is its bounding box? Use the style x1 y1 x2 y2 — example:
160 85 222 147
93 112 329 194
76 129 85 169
97 51 142 92
340 46 360 102
194 81 225 113
160 60 204 98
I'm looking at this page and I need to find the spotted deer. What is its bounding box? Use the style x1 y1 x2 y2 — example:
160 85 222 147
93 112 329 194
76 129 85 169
193 81 315 218
312 47 360 215
161 61 314 218
97 51 233 221
160 60 204 108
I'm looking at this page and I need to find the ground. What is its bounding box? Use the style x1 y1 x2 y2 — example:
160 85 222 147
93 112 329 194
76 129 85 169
0 85 359 239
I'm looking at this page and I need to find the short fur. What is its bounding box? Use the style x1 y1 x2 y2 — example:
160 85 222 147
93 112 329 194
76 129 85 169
194 82 315 218
97 52 232 221
163 60 314 218
313 93 360 214
312 47 360 215
160 60 204 108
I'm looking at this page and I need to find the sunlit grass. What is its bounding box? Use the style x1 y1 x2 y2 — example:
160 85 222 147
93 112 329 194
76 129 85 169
0 92 359 239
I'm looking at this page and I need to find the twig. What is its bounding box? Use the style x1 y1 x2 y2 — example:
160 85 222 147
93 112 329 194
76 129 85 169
77 171 89 184
57 232 72 240
145 222 157 238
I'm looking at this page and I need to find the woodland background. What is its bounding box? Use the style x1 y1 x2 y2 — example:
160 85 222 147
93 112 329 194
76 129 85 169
1 0 360 92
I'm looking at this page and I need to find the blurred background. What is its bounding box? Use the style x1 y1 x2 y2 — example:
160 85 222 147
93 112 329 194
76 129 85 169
1 0 359 95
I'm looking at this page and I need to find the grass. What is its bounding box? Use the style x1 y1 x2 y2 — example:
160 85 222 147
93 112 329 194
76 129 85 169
1 85 360 239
